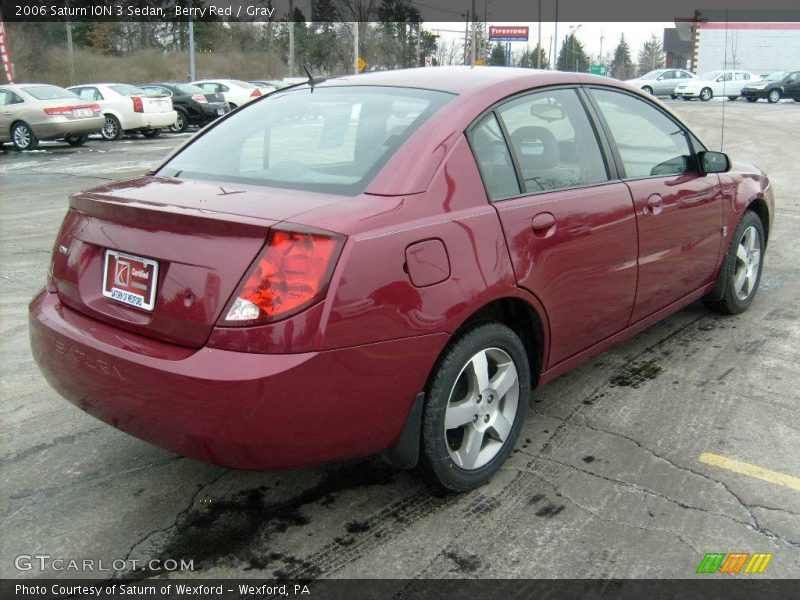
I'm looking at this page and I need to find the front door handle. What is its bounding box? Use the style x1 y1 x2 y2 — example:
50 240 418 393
531 212 556 237
645 194 664 215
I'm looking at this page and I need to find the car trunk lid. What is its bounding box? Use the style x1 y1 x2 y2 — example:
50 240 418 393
50 176 345 348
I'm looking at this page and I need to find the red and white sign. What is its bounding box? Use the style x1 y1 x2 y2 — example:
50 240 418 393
102 250 159 311
0 20 14 84
488 26 529 42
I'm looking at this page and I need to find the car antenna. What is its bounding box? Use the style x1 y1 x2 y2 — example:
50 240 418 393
303 65 317 92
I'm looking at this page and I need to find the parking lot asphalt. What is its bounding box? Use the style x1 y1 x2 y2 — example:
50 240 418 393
2 99 799 580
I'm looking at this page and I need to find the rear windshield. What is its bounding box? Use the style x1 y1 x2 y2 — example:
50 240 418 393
110 84 146 96
176 83 205 94
159 86 454 195
21 85 78 100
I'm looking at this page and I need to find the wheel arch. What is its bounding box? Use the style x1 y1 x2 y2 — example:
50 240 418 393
450 295 548 388
747 197 771 248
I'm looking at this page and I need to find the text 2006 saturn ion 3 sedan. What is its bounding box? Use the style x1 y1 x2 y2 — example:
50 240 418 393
29 67 773 491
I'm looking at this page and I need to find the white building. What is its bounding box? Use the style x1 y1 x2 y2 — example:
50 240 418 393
675 21 800 76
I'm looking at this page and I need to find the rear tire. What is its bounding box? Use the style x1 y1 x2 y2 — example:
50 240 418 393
727 96 738 101
642 86 653 95
419 322 530 492
11 122 38 151
767 89 781 103
64 134 88 146
704 211 765 315
670 94 678 100
141 128 161 138
746 97 758 103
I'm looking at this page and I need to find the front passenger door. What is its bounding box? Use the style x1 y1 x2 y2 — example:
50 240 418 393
588 88 723 324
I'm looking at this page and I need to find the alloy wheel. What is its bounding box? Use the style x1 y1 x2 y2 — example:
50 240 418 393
13 125 31 149
700 88 712 101
170 113 185 133
768 89 780 103
443 347 519 470
102 116 119 140
734 225 761 301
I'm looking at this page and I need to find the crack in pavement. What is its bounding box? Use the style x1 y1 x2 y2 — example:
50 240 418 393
116 468 233 579
517 447 800 551
505 465 706 555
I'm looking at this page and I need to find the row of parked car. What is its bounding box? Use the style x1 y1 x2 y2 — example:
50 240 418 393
0 78 293 151
626 68 800 102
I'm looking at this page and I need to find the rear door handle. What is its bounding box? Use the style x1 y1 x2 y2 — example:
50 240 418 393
531 212 556 237
645 194 663 215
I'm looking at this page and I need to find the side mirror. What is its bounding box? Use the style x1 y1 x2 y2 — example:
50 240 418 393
698 151 730 174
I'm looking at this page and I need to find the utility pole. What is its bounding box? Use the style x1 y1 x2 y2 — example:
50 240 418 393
353 22 359 74
463 10 469 66
188 0 196 81
288 0 295 77
536 0 542 68
552 0 558 70
416 22 421 66
65 22 75 85
470 0 476 66
599 28 604 66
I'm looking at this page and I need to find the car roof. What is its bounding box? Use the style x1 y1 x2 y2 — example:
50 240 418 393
316 66 604 95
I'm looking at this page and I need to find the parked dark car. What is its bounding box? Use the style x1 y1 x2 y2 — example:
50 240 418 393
140 83 230 133
29 68 773 492
741 71 800 103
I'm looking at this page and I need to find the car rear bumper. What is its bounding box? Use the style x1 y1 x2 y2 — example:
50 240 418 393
29 290 447 470
32 117 105 140
121 111 178 130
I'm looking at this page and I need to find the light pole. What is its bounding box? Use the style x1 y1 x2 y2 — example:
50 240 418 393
569 24 583 72
188 0 196 81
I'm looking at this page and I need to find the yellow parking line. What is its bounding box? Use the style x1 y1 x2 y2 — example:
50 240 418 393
699 453 800 492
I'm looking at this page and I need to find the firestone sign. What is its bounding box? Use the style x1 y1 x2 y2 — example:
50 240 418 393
488 26 529 42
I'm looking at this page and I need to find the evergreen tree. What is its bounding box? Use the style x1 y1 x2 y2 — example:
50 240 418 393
637 34 665 75
609 34 636 80
488 43 507 66
556 33 590 72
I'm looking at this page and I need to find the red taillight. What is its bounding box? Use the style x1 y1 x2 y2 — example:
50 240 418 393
132 96 144 113
250 88 262 98
222 228 344 325
191 93 208 103
88 103 100 112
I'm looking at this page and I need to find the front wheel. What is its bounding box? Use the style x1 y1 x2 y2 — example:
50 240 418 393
11 122 38 151
419 322 530 492
700 87 713 101
64 133 88 146
767 89 781 103
141 128 161 138
704 211 765 315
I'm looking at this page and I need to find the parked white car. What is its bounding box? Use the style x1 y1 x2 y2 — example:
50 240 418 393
191 79 262 109
673 70 757 101
68 83 177 140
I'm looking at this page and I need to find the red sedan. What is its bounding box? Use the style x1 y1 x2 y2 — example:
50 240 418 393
29 68 773 491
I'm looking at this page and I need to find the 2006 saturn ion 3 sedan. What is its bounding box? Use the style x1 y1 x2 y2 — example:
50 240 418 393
30 67 774 491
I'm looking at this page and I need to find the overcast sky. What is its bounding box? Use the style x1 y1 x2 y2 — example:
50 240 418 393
424 22 674 62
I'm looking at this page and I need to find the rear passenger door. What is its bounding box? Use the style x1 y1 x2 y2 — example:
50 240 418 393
587 87 723 324
468 87 639 367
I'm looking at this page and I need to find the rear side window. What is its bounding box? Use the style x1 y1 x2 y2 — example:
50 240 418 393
159 86 453 196
591 88 693 179
109 84 145 96
468 113 520 200
496 88 608 193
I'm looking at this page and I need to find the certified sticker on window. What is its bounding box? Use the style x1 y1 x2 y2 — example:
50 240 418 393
102 250 159 311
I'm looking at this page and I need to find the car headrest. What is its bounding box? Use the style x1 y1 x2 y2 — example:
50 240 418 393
510 126 558 170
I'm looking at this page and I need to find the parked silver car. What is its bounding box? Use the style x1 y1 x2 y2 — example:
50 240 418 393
625 69 696 98
0 84 104 150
